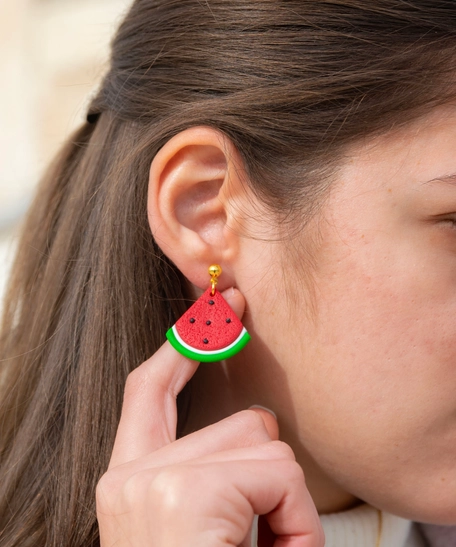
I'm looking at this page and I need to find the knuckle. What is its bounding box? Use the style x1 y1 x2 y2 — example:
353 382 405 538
122 470 149 507
312 523 326 547
318 527 326 547
96 471 119 511
281 459 306 484
267 440 296 461
236 409 268 434
151 467 195 495
123 366 154 402
149 467 199 512
124 365 167 405
124 367 145 394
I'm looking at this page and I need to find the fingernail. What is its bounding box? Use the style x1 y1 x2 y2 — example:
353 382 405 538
222 287 235 297
249 404 277 419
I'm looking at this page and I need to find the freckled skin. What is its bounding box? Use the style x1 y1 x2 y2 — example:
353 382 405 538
187 106 456 524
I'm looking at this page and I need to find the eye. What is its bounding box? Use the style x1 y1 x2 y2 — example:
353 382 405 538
437 216 456 229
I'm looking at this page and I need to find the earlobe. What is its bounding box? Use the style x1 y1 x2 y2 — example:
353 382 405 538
147 126 244 289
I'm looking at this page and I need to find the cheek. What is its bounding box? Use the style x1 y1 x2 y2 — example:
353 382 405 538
292 240 456 522
312 243 456 410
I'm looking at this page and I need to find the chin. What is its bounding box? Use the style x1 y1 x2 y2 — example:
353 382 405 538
411 505 456 527
375 488 456 526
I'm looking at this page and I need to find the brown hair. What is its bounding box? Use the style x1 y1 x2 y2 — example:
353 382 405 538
1 1 455 545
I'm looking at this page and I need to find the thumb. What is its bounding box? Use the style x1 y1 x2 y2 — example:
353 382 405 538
249 405 279 441
221 286 247 320
222 290 279 442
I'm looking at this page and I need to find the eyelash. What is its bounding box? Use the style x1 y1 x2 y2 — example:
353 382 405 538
439 217 456 229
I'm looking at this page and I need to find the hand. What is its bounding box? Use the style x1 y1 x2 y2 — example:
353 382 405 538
96 288 324 547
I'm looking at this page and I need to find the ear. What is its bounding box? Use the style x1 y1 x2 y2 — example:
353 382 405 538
147 126 248 290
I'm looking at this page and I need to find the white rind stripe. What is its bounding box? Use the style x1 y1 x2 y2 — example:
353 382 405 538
172 325 247 355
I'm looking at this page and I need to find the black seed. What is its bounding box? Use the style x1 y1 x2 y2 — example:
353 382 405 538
208 300 215 305
203 338 209 344
226 318 231 323
189 318 195 323
206 320 211 325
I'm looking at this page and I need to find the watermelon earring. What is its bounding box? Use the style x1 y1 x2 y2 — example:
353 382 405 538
166 265 251 362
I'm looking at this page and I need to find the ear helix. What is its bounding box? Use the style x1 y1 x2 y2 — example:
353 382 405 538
166 265 251 362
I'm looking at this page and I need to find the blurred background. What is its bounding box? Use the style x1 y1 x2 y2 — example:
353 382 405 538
0 0 134 311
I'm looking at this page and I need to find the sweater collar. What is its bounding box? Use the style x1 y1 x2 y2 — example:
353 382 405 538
319 503 412 547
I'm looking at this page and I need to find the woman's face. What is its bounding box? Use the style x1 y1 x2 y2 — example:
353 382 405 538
234 105 456 524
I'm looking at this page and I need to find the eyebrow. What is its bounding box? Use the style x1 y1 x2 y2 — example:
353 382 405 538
424 173 456 186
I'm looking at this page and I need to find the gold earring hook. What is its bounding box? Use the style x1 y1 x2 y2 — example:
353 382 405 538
208 264 222 296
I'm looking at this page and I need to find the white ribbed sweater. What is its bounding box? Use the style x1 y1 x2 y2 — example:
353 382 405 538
320 503 427 547
250 503 428 546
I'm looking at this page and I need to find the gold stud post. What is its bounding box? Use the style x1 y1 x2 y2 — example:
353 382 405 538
209 264 222 295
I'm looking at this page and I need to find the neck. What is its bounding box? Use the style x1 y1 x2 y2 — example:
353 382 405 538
182 355 361 514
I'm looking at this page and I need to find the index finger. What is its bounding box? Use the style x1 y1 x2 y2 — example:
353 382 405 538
109 287 246 469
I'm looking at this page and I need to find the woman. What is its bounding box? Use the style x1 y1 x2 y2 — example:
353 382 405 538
1 1 456 545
